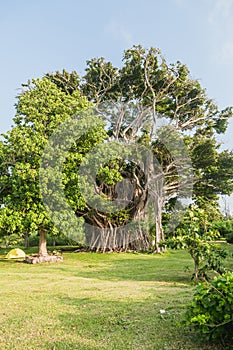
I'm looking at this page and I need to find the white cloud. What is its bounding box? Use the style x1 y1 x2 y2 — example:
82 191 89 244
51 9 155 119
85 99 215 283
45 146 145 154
105 20 133 46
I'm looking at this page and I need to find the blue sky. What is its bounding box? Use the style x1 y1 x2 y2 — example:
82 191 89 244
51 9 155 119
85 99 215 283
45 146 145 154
1 0 233 142
0 0 233 211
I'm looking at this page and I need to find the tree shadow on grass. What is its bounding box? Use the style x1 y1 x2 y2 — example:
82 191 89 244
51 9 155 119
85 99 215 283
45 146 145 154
0 257 25 264
75 256 193 284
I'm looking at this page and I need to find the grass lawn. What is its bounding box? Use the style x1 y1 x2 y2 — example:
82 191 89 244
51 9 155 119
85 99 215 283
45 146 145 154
0 245 232 350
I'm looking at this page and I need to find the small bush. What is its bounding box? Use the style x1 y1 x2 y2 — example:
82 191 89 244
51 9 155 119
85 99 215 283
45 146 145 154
184 272 233 346
226 232 233 244
212 220 233 238
46 234 78 246
19 233 79 247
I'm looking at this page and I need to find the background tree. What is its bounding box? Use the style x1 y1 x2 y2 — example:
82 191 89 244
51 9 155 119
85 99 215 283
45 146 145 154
47 45 233 252
0 78 95 256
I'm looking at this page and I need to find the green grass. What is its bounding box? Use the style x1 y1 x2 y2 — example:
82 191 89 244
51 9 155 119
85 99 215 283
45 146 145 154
0 246 232 350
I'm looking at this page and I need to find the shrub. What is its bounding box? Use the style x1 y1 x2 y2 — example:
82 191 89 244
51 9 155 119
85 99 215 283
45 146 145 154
184 272 233 346
212 220 233 238
162 206 228 282
0 233 22 249
226 232 233 244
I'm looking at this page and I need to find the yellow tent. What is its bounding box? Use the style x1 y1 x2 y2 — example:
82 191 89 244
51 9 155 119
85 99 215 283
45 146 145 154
6 248 26 259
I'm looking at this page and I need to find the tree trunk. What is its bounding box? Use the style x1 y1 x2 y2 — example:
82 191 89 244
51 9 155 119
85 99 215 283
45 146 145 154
85 222 151 252
153 195 165 253
25 232 29 249
52 236 56 247
194 259 199 283
39 228 48 256
191 250 199 283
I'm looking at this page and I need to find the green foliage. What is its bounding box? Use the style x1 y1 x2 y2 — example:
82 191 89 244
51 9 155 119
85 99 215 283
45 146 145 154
0 233 22 249
212 219 233 238
162 205 228 281
97 164 123 185
45 69 80 95
184 272 233 346
0 78 92 253
191 135 233 200
16 232 79 247
226 232 233 244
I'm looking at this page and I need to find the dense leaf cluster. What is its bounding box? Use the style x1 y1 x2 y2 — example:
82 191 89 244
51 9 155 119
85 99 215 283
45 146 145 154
184 272 233 347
